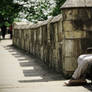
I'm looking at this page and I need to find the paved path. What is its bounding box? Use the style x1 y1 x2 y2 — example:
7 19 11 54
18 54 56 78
0 37 92 92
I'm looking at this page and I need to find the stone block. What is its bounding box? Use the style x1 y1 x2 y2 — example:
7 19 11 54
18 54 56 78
62 9 79 20
57 21 63 42
64 31 86 39
63 21 75 32
63 57 77 72
62 39 86 57
40 46 44 60
63 8 92 21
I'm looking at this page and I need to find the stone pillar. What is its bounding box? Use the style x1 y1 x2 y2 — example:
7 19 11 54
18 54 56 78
61 0 92 76
50 14 63 72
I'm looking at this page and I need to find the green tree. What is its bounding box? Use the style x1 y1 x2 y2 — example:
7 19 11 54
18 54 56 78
0 0 22 27
51 0 66 16
18 0 52 22
0 0 52 25
0 0 61 27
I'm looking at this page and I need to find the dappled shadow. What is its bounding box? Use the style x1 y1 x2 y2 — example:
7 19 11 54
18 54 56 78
4 44 65 83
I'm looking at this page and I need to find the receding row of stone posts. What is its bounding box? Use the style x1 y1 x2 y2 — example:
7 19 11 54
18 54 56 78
13 0 92 76
13 14 63 73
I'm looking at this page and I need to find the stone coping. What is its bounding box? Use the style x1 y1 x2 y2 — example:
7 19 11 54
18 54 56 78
13 15 62 30
61 0 92 9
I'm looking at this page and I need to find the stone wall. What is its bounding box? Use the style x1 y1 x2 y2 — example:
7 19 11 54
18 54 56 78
13 14 63 73
62 8 92 75
13 7 92 76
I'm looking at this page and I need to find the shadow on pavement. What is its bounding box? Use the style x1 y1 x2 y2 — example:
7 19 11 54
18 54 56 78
4 44 92 91
4 44 65 83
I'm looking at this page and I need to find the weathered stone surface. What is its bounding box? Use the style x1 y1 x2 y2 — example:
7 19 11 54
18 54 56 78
63 57 77 72
64 31 86 39
61 0 92 8
86 0 92 7
63 9 92 20
63 21 75 31
62 3 92 75
62 39 86 57
14 22 32 29
62 9 79 20
13 6 92 76
51 14 62 23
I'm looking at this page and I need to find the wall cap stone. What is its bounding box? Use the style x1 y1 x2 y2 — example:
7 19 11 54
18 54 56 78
30 22 42 29
13 22 32 30
61 0 92 9
51 14 62 23
41 18 53 26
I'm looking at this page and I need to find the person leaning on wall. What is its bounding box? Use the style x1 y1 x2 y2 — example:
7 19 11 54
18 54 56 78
65 47 92 86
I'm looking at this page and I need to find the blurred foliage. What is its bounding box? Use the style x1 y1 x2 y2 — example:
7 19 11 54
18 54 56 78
0 0 52 25
51 0 66 16
0 0 22 27
0 0 66 26
18 0 52 22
